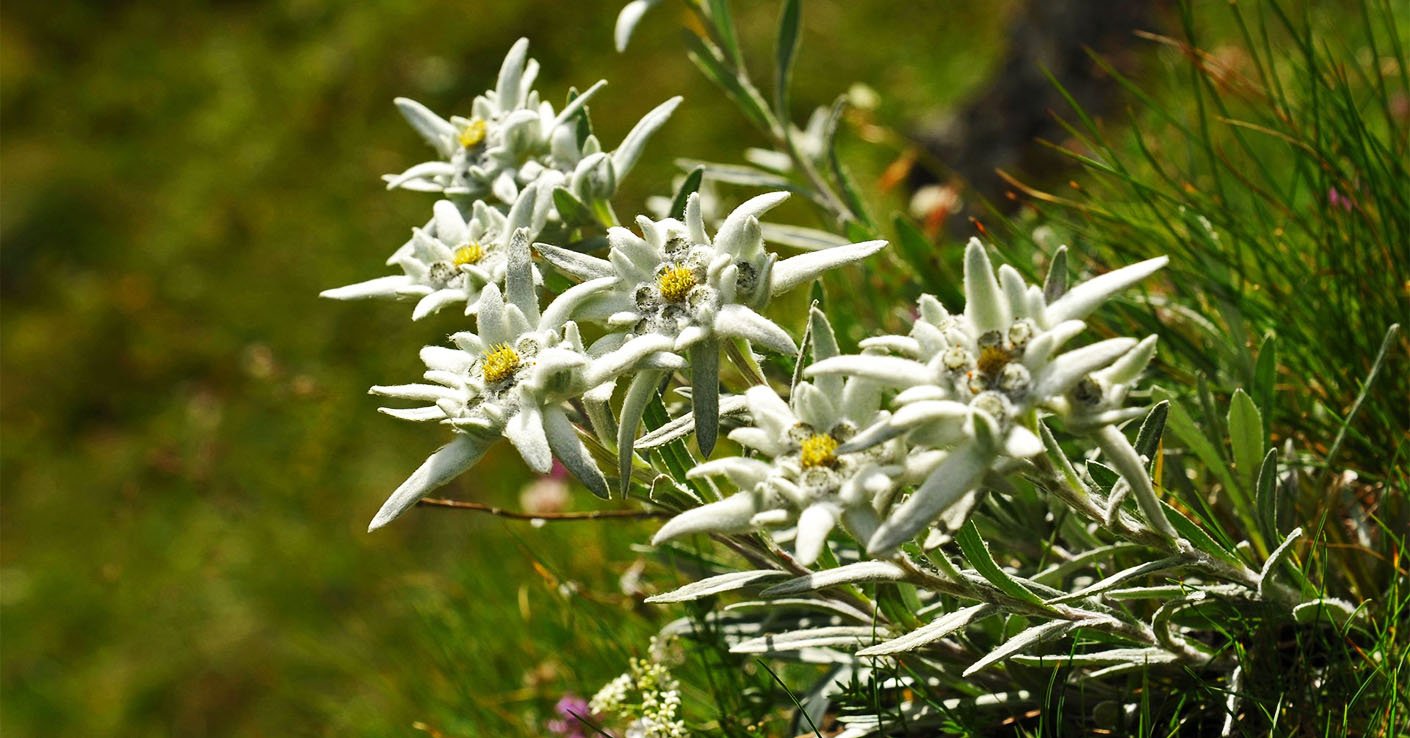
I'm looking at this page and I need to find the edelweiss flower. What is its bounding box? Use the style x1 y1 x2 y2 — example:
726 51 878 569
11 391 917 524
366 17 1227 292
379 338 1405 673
808 239 1167 555
652 309 902 565
320 188 544 320
535 190 886 472
386 38 681 213
365 232 673 530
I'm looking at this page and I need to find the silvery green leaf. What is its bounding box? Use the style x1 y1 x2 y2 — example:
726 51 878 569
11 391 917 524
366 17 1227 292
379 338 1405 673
638 394 748 450
690 339 722 456
368 434 493 531
1011 648 1178 667
724 598 874 623
1095 424 1180 540
1098 334 1158 386
1044 255 1168 324
1104 585 1188 600
761 561 908 596
652 491 761 543
614 0 663 51
954 518 1050 607
963 238 1010 333
1033 338 1137 398
1257 526 1303 598
794 503 839 566
807 355 931 388
761 223 853 251
392 97 457 156
1291 598 1362 627
676 158 796 188
542 405 608 498
1032 543 1140 585
1255 447 1280 543
645 569 788 603
1228 389 1264 492
617 369 661 495
1044 557 1181 605
504 403 552 473
320 274 416 301
494 38 531 110
730 626 889 654
869 440 995 557
855 604 992 656
1043 245 1068 302
533 242 614 281
961 620 1078 676
612 96 682 180
770 240 888 296
713 304 797 354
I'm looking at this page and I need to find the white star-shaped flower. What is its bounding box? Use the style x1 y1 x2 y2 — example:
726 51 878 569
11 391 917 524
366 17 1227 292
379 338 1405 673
385 38 680 213
320 189 544 320
535 189 886 471
652 309 902 565
807 239 1167 555
364 232 674 530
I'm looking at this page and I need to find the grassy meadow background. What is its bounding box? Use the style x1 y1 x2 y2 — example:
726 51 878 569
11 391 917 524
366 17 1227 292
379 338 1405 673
0 2 1009 735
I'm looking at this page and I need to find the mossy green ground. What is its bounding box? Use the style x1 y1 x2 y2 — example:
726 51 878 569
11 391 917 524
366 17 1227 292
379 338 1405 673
0 2 1009 735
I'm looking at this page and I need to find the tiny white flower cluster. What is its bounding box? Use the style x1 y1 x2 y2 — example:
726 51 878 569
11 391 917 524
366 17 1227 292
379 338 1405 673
589 637 687 738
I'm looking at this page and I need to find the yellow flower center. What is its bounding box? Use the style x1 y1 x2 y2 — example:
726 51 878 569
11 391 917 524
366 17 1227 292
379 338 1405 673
453 242 485 266
481 343 521 383
458 118 487 148
799 434 840 469
657 265 697 303
977 345 1012 376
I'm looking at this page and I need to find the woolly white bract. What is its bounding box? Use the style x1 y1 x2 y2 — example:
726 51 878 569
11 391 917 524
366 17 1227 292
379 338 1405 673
807 239 1166 554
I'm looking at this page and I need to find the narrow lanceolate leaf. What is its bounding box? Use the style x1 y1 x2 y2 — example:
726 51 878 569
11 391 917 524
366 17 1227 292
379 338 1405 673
761 223 851 252
1227 389 1264 492
1161 501 1238 562
1155 390 1242 497
962 620 1079 676
856 604 992 656
1255 448 1280 543
1011 648 1178 667
869 440 994 556
638 394 748 450
774 0 802 118
1134 401 1169 463
1043 245 1069 303
1258 526 1303 598
954 519 1049 608
761 561 907 596
1045 558 1181 605
669 166 705 221
552 187 596 227
368 434 492 531
690 339 721 456
614 0 663 52
618 370 662 495
612 95 682 180
731 626 890 655
645 570 788 603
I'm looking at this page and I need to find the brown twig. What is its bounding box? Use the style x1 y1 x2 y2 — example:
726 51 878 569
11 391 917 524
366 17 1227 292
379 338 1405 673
417 497 672 521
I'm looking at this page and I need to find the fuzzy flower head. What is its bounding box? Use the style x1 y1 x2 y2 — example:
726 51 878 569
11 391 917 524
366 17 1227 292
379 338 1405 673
536 190 886 460
320 189 546 320
537 191 887 354
385 38 680 214
808 239 1167 555
652 310 902 565
364 232 673 530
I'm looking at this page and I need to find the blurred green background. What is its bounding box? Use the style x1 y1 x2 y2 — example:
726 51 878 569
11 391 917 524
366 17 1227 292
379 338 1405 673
0 2 1014 735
